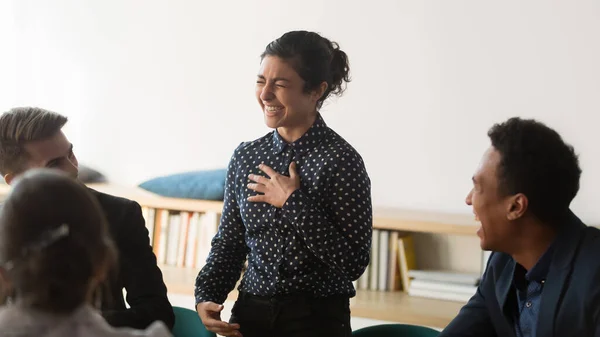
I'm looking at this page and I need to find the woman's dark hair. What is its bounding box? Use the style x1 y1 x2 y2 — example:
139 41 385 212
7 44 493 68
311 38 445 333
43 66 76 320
261 30 351 109
0 168 117 313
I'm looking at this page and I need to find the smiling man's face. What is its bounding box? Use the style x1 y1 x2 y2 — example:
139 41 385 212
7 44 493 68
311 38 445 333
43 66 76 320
466 146 520 251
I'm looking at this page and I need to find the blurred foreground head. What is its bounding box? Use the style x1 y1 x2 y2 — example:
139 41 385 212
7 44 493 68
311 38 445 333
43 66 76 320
0 168 117 313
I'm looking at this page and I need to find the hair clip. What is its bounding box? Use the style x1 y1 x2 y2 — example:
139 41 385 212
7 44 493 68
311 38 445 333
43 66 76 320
2 223 70 271
25 223 70 253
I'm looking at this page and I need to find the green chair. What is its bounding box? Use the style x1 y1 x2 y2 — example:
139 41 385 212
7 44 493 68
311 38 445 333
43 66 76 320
172 306 216 337
352 323 440 337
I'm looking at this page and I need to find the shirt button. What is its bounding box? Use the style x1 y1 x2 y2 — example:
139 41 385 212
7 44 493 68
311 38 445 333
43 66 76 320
526 301 532 308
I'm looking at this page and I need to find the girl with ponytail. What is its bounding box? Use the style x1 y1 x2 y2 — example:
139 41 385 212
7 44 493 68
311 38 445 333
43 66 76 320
0 169 171 337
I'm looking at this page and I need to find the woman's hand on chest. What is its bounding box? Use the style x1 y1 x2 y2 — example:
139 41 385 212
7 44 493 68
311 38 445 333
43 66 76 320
246 162 300 208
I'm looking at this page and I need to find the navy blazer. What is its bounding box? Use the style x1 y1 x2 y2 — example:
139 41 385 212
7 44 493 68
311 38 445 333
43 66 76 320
440 212 600 337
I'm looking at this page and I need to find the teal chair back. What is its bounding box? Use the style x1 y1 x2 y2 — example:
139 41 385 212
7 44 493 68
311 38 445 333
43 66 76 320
172 306 216 337
352 323 440 337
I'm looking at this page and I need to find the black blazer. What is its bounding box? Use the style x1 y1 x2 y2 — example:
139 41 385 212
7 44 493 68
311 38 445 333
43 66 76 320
440 212 600 337
90 188 175 330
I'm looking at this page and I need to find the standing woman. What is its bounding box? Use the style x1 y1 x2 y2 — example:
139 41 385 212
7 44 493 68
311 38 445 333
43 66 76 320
195 30 373 337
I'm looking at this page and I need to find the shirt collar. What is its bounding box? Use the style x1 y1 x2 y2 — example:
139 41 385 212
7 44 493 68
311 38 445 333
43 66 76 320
513 240 555 288
271 113 328 155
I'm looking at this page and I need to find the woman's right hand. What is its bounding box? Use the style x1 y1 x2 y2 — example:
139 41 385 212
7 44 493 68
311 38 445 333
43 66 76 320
196 301 242 337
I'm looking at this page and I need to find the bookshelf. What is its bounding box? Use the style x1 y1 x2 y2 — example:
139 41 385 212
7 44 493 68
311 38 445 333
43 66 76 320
0 183 474 328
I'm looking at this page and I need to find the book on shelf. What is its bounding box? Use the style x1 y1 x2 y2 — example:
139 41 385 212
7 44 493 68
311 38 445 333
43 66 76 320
141 206 219 270
407 287 475 302
409 279 478 295
397 234 416 291
407 270 480 286
357 229 415 292
368 228 379 291
406 269 481 303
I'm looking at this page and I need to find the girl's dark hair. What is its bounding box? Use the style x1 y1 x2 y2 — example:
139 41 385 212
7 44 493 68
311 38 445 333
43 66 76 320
0 168 117 313
261 30 351 109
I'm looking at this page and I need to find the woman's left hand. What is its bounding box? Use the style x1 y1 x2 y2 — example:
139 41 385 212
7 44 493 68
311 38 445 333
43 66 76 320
247 162 300 208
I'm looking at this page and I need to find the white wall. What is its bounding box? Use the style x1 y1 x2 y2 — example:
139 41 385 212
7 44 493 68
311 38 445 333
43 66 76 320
0 0 16 111
8 0 600 223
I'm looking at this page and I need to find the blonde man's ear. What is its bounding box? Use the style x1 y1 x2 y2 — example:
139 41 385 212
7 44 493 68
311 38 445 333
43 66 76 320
4 173 15 185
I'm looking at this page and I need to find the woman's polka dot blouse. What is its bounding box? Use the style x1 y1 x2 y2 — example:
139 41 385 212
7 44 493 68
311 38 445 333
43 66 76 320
195 113 373 304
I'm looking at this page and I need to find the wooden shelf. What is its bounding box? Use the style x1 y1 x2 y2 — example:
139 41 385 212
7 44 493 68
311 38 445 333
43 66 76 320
159 265 463 328
86 183 224 214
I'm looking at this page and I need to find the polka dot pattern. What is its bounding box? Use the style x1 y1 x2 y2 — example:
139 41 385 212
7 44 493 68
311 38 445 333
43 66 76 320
195 113 372 304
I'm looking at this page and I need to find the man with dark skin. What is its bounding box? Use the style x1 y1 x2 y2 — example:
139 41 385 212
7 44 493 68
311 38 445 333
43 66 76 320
440 117 600 337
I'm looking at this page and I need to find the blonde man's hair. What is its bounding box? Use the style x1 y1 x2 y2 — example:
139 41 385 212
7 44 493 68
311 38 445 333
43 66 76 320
0 107 68 175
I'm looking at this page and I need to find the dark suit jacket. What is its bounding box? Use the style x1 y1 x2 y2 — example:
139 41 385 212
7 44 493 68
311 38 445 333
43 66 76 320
90 189 175 330
440 212 600 337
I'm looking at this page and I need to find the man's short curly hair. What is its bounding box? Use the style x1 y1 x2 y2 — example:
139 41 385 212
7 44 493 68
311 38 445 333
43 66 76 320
488 117 581 225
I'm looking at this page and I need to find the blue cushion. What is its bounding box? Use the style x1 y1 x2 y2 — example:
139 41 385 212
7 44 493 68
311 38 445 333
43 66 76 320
139 169 226 201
